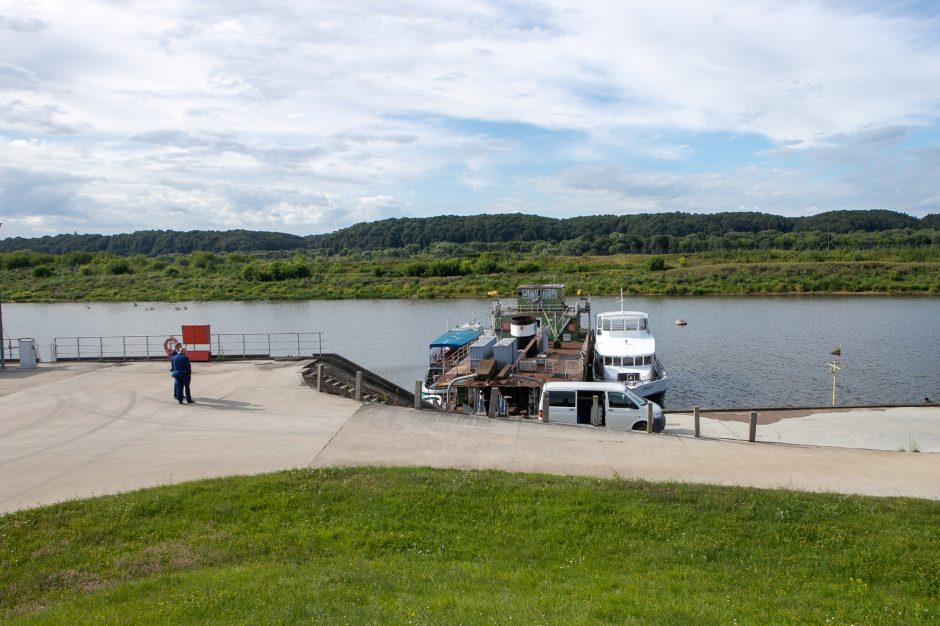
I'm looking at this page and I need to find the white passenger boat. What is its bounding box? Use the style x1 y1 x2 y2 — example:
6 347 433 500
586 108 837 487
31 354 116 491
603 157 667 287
592 297 667 404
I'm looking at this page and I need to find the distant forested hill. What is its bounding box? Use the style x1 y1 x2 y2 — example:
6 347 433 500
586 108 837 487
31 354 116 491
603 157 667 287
0 229 306 255
1 210 936 256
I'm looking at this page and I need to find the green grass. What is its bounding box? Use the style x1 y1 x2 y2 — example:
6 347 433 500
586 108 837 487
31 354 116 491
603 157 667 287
2 249 940 301
2 468 938 624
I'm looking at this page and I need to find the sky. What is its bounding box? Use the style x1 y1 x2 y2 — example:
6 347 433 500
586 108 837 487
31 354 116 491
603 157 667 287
1 0 940 240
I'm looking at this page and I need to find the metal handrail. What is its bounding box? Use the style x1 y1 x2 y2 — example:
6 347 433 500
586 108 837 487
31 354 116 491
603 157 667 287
51 332 325 361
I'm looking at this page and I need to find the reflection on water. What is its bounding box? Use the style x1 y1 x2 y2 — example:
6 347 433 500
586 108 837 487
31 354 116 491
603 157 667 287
4 296 938 408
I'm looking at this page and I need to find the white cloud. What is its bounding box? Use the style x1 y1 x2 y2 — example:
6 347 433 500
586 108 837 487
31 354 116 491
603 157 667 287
1 0 940 239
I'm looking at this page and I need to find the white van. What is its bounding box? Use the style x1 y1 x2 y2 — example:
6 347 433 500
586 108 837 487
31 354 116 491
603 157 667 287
538 381 666 432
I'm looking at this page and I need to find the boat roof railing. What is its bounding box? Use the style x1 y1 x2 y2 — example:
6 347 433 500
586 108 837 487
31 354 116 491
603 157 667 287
597 310 649 318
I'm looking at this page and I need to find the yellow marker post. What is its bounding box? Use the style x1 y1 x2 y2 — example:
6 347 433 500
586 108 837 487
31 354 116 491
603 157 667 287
828 346 842 406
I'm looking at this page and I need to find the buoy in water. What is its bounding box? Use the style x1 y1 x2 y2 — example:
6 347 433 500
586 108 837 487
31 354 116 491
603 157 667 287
675 319 688 326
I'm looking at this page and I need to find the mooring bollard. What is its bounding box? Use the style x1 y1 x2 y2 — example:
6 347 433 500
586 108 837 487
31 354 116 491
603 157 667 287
355 371 363 401
646 402 653 433
693 406 701 437
317 363 323 393
415 381 423 410
591 394 599 426
749 411 758 442
488 388 498 418
540 390 550 423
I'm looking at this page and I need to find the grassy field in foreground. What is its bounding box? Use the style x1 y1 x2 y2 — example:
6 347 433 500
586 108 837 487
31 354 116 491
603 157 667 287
1 467 938 624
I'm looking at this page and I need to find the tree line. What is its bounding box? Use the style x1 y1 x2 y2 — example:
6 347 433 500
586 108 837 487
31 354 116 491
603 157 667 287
2 210 939 258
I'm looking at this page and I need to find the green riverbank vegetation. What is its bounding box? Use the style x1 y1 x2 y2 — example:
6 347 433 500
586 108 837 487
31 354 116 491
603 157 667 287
1 246 939 301
2 467 938 624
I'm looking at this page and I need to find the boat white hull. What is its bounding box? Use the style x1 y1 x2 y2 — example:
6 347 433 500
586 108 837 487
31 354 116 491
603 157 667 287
593 367 668 403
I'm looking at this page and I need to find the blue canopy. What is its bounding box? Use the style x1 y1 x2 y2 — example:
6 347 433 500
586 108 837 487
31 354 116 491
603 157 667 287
429 328 482 349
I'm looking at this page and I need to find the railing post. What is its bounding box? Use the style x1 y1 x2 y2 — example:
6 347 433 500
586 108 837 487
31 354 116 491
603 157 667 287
355 371 363 401
749 411 758 442
122 336 127 360
488 388 498 418
415 381 423 410
540 391 550 423
242 334 246 358
646 402 653 433
694 406 701 438
99 336 103 360
296 333 300 357
317 364 323 392
77 339 81 361
591 394 600 426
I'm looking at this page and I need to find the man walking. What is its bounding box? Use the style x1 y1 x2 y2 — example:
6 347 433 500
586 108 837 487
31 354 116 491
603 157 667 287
170 345 193 404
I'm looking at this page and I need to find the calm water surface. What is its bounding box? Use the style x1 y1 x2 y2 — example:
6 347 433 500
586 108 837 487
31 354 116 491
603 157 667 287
3 296 938 408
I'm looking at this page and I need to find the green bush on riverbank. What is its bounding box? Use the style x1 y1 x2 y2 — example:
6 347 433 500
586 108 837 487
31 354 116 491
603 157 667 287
1 467 938 624
1 248 939 301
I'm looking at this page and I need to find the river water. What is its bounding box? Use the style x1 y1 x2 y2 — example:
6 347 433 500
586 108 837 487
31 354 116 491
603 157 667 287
2 296 937 409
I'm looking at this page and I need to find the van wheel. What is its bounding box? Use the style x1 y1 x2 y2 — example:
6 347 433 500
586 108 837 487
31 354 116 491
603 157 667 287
632 421 647 431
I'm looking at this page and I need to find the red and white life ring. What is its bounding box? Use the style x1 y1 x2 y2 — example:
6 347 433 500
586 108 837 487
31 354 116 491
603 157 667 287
163 336 179 357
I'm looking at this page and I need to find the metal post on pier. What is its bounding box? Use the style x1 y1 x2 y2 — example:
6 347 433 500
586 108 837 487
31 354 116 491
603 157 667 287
693 406 701 438
646 403 653 433
488 388 498 418
0 291 5 369
0 223 5 368
415 381 423 410
540 391 549 423
355 371 363 401
749 411 758 442
591 395 599 426
317 364 323 392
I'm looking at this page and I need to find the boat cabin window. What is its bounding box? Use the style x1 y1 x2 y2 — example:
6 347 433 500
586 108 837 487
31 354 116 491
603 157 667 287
600 317 647 332
603 355 653 367
547 390 576 407
520 287 560 302
608 391 639 410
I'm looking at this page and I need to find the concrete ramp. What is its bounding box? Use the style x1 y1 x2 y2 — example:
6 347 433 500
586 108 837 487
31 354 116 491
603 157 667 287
1 362 939 514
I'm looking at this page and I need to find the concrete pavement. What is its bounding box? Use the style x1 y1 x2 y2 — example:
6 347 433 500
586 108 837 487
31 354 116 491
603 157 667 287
1 361 938 513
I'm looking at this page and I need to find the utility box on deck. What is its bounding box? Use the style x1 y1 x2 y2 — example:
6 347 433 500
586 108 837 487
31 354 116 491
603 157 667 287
18 338 37 368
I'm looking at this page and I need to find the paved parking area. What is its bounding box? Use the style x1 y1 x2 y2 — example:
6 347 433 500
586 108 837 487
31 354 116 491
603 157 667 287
665 407 940 452
1 361 938 513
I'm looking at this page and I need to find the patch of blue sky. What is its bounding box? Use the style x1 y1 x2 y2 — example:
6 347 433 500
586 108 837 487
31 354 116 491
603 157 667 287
496 1 564 34
401 162 550 215
404 177 500 214
825 0 940 19
897 124 940 151
591 130 782 174
441 116 584 147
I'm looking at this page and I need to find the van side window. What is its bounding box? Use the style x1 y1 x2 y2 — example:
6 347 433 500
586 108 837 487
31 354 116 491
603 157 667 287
548 390 576 407
608 391 638 409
